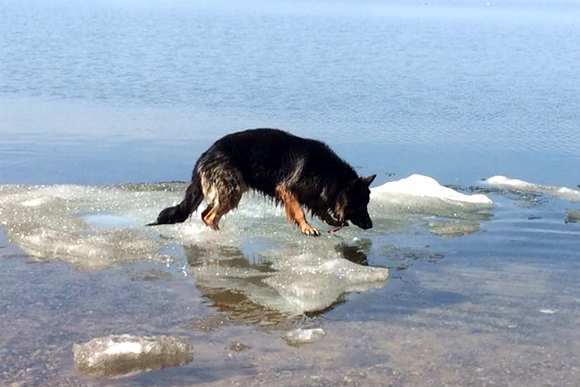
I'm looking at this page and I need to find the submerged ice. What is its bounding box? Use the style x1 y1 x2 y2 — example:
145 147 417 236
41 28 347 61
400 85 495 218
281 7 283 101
0 175 495 315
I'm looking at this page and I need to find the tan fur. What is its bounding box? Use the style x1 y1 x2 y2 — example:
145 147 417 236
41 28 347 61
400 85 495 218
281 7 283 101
275 185 320 236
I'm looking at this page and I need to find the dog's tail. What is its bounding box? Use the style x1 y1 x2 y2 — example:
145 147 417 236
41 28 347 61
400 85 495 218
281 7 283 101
147 176 203 226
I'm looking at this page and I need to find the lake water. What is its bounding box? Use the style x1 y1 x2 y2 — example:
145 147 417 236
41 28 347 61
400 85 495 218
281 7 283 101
1 0 580 386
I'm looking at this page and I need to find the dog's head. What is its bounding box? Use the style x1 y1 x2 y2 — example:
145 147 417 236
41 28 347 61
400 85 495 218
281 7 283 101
336 174 376 230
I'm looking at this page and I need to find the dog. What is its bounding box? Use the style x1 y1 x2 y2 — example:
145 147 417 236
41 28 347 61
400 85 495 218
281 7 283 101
148 128 375 236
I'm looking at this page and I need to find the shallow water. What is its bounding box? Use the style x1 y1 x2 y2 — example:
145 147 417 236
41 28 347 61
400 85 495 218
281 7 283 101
1 0 580 386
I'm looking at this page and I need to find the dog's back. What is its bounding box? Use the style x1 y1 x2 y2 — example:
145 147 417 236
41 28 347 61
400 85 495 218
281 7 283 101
197 128 358 199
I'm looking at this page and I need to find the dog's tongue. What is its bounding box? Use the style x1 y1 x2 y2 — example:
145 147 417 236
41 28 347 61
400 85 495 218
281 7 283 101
327 226 345 234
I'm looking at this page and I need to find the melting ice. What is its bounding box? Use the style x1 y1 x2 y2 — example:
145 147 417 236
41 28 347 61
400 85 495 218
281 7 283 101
370 174 494 237
485 175 580 202
0 175 494 315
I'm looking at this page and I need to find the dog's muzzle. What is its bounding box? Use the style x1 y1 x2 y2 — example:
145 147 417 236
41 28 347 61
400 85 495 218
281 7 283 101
350 215 373 230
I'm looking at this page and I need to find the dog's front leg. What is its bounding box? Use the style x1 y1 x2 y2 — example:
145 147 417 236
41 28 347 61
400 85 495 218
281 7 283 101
275 186 320 236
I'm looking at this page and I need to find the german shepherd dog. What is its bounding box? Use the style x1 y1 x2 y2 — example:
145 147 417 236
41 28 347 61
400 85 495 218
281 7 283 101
149 128 375 236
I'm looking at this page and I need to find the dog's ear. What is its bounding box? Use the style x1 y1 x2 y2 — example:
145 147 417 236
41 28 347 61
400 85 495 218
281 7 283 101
360 174 376 186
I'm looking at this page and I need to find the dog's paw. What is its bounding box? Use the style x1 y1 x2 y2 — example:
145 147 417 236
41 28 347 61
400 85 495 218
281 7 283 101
300 224 320 236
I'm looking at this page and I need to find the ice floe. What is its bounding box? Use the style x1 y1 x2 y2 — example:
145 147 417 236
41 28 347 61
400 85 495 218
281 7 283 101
485 176 580 202
0 174 497 315
73 334 194 377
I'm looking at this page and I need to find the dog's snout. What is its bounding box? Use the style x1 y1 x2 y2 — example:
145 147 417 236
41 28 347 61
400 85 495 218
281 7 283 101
349 213 373 230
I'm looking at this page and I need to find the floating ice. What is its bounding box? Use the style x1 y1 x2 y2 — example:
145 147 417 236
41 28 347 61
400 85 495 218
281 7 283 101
370 174 494 218
282 327 325 346
565 210 580 224
427 218 480 237
485 176 580 202
73 334 194 377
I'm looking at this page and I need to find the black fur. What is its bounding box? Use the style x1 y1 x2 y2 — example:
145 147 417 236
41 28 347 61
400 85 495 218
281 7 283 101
149 128 375 234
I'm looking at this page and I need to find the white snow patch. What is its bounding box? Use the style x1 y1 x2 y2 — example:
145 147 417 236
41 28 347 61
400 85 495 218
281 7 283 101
372 174 493 204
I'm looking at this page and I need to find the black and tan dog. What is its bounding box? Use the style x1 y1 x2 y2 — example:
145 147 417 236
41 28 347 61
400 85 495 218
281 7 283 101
149 128 375 236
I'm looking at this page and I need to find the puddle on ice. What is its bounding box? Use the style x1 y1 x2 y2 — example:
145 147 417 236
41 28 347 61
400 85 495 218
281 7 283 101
0 175 495 316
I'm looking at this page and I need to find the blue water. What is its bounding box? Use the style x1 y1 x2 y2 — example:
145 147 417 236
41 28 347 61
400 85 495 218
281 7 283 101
1 1 580 386
1 0 580 186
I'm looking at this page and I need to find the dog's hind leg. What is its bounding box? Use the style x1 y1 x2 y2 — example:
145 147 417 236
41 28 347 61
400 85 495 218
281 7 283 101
201 191 243 230
201 203 215 229
200 168 246 231
276 186 320 236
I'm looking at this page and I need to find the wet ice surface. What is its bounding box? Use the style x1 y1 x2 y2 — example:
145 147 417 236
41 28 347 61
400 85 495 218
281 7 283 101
1 176 580 386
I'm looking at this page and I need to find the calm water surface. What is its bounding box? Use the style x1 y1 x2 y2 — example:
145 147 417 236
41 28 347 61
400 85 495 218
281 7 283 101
1 0 579 386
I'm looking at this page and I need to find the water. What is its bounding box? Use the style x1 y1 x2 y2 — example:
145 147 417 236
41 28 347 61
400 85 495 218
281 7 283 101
1 0 580 385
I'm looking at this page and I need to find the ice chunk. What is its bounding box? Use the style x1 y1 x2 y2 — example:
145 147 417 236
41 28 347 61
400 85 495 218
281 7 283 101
282 328 325 346
73 334 193 377
565 210 580 224
485 176 580 202
427 219 480 237
370 174 494 218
